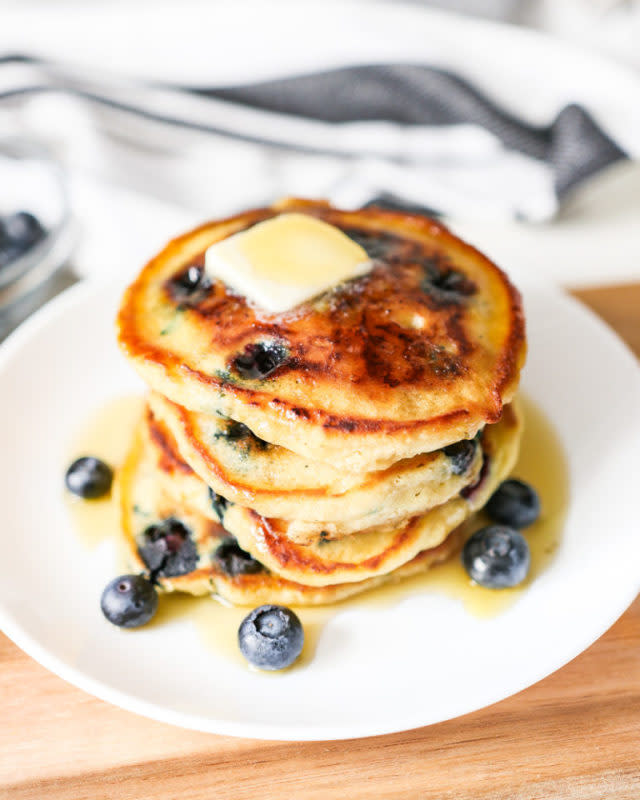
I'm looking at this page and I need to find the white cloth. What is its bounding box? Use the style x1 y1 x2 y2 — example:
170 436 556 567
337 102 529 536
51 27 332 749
1 1 639 287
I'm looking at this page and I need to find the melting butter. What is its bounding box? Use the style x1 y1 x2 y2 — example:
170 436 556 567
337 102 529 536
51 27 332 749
204 213 370 312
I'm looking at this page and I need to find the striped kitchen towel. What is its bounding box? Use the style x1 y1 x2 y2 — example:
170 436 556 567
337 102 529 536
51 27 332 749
0 54 628 222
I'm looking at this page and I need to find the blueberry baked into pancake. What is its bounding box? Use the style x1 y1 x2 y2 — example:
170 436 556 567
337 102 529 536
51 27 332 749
67 199 541 671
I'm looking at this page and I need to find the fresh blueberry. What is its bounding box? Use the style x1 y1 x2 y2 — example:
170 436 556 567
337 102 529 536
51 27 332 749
100 574 158 628
232 341 289 379
462 525 530 588
65 457 113 499
208 487 229 522
167 264 211 303
486 479 541 529
138 518 198 577
214 537 263 576
238 605 304 670
443 439 477 475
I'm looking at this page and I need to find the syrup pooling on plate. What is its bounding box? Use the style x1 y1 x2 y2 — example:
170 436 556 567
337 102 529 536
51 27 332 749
65 395 144 549
417 394 569 617
65 393 568 664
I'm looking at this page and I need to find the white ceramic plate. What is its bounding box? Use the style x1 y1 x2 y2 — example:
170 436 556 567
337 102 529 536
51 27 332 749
0 278 638 740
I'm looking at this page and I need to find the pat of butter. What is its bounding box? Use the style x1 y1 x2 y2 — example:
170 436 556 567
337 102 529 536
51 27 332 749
204 213 370 312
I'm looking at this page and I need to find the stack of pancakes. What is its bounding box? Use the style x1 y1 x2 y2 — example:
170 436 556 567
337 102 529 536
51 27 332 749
116 199 526 606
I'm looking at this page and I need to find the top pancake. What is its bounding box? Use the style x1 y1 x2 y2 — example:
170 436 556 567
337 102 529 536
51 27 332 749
118 198 525 472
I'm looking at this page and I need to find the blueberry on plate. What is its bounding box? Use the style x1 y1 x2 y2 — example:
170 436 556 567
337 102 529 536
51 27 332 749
462 525 530 589
238 605 304 670
486 478 540 529
65 456 113 499
100 574 158 628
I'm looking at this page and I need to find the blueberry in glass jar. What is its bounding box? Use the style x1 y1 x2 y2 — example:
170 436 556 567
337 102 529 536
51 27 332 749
0 211 46 269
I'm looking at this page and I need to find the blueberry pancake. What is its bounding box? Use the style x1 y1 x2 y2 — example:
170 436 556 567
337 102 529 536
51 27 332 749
221 401 522 587
117 419 466 606
143 400 483 544
126 396 521 590
147 391 484 539
117 198 525 473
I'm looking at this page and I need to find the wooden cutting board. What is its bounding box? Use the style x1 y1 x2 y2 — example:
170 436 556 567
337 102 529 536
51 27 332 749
1 284 638 800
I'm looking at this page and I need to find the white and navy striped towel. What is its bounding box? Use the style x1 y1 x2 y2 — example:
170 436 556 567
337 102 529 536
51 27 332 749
0 54 628 223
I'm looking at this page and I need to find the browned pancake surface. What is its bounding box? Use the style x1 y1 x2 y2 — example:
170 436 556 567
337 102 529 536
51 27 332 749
118 199 525 469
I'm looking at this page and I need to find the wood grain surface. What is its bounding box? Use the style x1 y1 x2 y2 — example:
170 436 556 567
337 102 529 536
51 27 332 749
1 283 638 800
